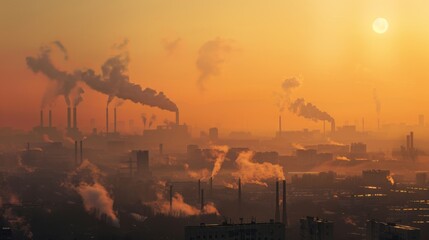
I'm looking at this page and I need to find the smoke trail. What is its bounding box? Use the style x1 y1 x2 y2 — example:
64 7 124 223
184 164 210 180
52 40 68 60
144 182 219 217
148 114 157 128
209 145 229 178
141 113 147 127
196 38 233 90
27 42 178 112
26 43 78 107
112 38 129 50
289 98 334 123
275 77 301 112
73 87 84 106
162 37 181 55
373 88 381 116
65 160 119 227
232 151 285 187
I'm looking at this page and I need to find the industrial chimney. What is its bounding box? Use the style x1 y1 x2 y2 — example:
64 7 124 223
114 107 117 133
106 108 109 135
176 110 179 125
169 185 173 215
238 178 242 216
67 107 71 129
74 140 78 166
73 107 77 129
40 109 44 128
80 140 83 164
330 120 335 133
410 131 414 150
278 115 282 137
49 110 52 128
200 189 204 211
198 179 201 201
282 180 287 225
275 181 280 222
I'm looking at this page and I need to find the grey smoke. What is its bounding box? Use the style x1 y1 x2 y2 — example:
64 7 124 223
148 114 157 128
196 38 233 90
373 88 381 116
27 42 178 112
289 98 334 123
52 40 68 60
112 38 129 50
277 77 301 112
73 87 84 107
141 113 147 127
162 38 181 55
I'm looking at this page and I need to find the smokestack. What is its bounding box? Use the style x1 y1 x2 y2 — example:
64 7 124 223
80 140 83 164
410 131 414 150
74 140 78 166
67 107 71 129
238 178 242 216
278 115 282 137
40 109 44 128
169 185 173 215
282 180 287 225
407 135 410 150
198 179 201 201
275 181 280 222
114 107 117 133
49 110 52 128
330 120 335 133
200 189 204 211
73 107 77 129
210 177 213 196
106 108 109 135
176 110 179 125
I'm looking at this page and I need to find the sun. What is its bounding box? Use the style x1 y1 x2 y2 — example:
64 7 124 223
373 17 389 34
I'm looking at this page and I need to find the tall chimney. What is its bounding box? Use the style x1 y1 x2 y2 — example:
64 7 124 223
74 140 78 166
210 177 213 196
200 189 204 211
169 185 173 215
176 110 179 125
73 107 77 129
282 180 287 225
330 120 335 133
106 108 109 135
238 178 242 216
159 143 163 155
80 140 83 164
275 181 280 222
198 179 201 201
67 107 71 129
114 107 117 133
278 115 282 137
410 131 414 150
406 135 410 150
40 109 44 128
49 110 52 128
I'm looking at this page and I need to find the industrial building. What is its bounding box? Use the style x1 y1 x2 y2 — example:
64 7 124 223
366 220 420 240
299 216 334 240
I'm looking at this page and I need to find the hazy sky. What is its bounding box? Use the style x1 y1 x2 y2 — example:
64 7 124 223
1 0 429 136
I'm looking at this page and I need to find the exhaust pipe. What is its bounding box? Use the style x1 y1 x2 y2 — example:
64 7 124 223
40 109 44 128
275 181 280 222
73 107 77 129
282 180 287 225
67 107 71 129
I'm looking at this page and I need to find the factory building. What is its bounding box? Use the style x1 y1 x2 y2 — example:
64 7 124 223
366 220 420 240
185 221 285 240
299 216 334 240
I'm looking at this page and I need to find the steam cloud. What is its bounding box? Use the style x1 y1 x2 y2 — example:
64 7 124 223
65 160 119 227
276 77 301 112
184 163 210 180
209 145 229 178
232 151 285 187
162 38 181 55
196 38 233 90
289 98 334 123
26 41 178 113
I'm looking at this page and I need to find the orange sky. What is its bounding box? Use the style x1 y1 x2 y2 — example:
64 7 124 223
1 0 429 137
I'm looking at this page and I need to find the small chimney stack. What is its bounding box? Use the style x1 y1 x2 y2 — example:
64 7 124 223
275 181 280 222
67 107 71 129
238 178 242 216
106 108 109 135
49 110 52 128
410 131 414 150
74 140 78 166
114 107 117 133
40 109 44 128
198 179 201 201
80 140 83 164
282 180 287 225
73 107 77 129
159 143 163 155
200 189 204 211
176 110 179 125
278 115 282 137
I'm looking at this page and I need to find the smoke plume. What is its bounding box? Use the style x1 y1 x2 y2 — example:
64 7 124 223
232 151 285 187
209 145 229 178
73 87 84 106
289 98 334 123
184 164 210 180
148 114 157 128
196 38 233 90
162 37 181 55
141 113 147 128
52 40 68 60
275 77 301 112
65 160 119 227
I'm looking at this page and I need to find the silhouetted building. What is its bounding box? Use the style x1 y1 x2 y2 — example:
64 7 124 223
185 221 285 240
300 216 334 240
209 127 219 141
416 172 427 186
366 220 420 240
